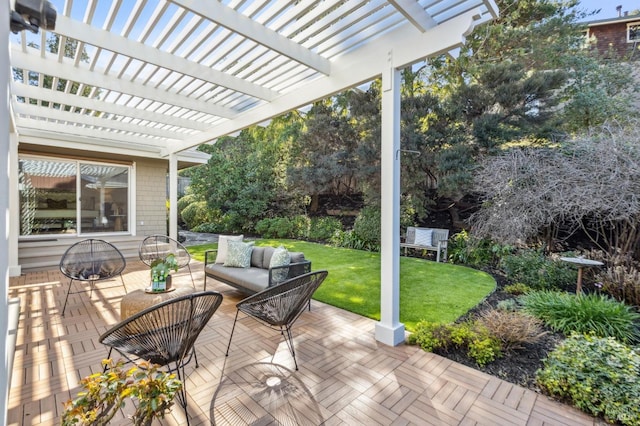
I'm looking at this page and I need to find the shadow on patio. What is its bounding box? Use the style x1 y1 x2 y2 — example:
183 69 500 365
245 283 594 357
8 262 595 425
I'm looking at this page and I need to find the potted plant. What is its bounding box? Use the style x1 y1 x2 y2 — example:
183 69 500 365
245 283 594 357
62 359 182 426
150 254 178 292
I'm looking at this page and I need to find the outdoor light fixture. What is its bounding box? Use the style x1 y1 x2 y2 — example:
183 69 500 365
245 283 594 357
10 0 56 34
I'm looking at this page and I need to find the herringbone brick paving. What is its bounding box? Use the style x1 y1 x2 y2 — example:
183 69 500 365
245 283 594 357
8 262 596 425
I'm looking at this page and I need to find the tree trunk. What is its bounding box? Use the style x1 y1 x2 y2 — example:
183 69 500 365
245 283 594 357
310 194 319 213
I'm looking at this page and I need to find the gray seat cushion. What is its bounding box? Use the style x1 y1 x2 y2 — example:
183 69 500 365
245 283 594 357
205 263 269 293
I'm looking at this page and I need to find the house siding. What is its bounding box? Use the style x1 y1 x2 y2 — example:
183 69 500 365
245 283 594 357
589 20 640 59
17 152 170 271
136 159 168 237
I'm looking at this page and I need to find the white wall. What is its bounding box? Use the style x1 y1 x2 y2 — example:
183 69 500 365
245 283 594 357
1 0 12 423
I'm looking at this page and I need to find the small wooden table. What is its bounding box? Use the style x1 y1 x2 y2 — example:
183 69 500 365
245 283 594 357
560 257 604 294
120 287 194 320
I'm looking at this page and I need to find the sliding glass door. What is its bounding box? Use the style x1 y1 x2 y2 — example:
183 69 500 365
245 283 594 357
19 156 130 236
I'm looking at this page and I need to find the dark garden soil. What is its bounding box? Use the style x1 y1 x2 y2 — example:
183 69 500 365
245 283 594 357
431 270 564 393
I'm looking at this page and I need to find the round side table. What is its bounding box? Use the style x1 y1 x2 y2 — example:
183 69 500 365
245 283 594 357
120 286 195 320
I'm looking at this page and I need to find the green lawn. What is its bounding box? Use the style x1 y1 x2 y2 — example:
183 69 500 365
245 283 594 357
189 239 495 331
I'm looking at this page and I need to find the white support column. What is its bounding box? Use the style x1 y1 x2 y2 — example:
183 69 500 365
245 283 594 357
1 0 12 422
8 132 20 276
375 51 405 346
168 154 178 240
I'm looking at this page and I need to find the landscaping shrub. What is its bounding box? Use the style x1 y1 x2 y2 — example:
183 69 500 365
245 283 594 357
352 206 380 250
537 334 640 425
503 282 532 295
330 214 380 251
500 250 576 290
308 217 342 242
478 309 547 351
496 299 520 312
177 193 198 215
448 230 512 268
255 216 310 239
330 229 372 251
598 263 640 307
520 291 640 344
408 321 502 366
180 201 210 230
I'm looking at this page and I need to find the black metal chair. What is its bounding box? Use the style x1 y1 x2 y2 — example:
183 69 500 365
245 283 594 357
226 270 328 370
99 290 224 424
59 239 127 316
139 235 195 288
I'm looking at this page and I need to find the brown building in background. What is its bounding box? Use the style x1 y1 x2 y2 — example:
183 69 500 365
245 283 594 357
586 8 640 60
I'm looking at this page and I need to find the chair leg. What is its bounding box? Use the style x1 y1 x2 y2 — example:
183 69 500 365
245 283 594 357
61 279 74 317
173 361 191 426
119 274 127 293
225 310 241 356
281 326 298 371
102 348 114 372
187 265 195 289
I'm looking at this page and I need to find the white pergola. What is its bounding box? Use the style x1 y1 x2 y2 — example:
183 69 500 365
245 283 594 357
0 0 498 421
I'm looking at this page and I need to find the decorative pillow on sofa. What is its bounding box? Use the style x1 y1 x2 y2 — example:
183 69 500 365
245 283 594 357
224 241 254 268
414 228 433 247
215 235 244 264
269 246 291 283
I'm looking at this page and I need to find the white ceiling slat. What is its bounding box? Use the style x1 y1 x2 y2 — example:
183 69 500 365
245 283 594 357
171 0 331 75
120 0 147 37
11 83 211 131
165 15 203 54
52 15 278 102
101 0 121 30
11 47 239 119
150 7 189 49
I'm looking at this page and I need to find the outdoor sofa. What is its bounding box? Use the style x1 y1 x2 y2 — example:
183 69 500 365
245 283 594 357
204 237 311 293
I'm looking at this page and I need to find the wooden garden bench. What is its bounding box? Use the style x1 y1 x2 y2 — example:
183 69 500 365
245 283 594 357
400 227 449 262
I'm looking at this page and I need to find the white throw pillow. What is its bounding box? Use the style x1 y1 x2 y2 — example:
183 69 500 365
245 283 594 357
269 246 291 283
414 229 433 247
215 235 244 264
224 241 254 268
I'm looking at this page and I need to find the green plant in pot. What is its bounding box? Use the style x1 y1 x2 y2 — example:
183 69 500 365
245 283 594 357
150 254 178 292
62 359 182 426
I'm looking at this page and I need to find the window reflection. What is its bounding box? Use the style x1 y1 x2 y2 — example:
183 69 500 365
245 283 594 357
19 157 130 236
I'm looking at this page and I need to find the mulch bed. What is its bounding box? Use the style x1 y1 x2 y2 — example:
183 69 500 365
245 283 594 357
429 270 564 392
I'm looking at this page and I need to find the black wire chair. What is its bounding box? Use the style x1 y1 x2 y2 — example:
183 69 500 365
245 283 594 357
99 290 224 424
59 239 127 316
226 270 328 370
139 235 195 288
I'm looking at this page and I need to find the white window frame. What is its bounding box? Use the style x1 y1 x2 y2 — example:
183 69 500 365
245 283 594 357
18 154 133 238
627 22 640 43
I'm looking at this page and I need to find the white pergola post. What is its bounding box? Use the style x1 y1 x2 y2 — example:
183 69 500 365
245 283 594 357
1 0 11 422
375 51 405 346
168 153 178 240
